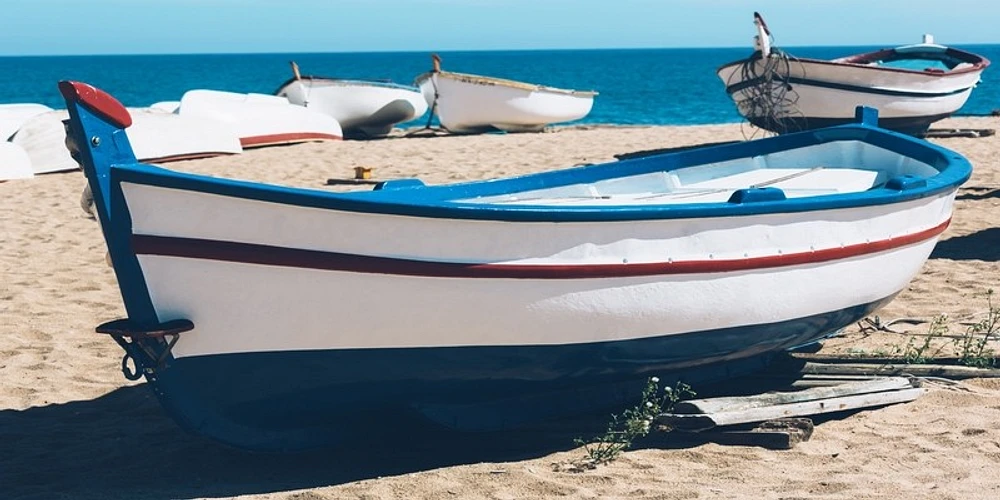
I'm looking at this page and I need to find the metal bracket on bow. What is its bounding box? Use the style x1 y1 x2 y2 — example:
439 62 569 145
96 318 194 380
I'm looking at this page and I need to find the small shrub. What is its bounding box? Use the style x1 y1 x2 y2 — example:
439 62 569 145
898 314 949 364
570 377 695 470
954 289 998 368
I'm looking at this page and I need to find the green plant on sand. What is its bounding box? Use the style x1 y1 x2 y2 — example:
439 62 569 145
953 289 998 368
870 289 998 368
569 377 695 470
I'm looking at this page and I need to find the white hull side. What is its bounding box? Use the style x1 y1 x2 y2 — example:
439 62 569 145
11 110 245 173
718 59 983 120
178 90 343 147
730 84 973 120
120 182 954 359
278 81 428 137
11 111 77 174
0 103 53 141
416 73 595 133
127 108 243 162
0 142 33 180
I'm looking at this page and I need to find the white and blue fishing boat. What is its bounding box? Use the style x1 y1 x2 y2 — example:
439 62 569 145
719 13 990 136
61 81 970 451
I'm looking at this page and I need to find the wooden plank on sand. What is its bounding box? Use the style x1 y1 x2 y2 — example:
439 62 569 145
799 362 1000 379
672 377 916 414
326 178 382 186
658 387 925 431
701 418 815 450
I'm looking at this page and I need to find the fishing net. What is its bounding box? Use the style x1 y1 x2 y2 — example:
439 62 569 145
729 47 807 139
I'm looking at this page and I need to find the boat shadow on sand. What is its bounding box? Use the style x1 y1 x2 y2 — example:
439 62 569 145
0 383 700 499
930 227 1000 262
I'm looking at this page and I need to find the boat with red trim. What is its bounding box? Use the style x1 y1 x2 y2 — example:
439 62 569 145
718 12 989 136
176 89 343 148
61 80 970 451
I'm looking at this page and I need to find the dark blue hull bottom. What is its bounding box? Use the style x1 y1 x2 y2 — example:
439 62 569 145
747 113 951 137
144 296 894 451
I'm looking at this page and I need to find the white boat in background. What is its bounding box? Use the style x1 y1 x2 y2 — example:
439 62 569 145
414 54 597 134
0 142 33 181
127 108 243 163
11 111 77 174
0 103 53 141
276 62 428 138
718 12 990 136
11 109 243 173
177 90 343 147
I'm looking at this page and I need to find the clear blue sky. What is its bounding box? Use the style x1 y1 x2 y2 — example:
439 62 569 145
3 0 998 56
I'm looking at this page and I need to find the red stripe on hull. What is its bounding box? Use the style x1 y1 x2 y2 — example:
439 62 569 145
240 133 342 148
130 219 950 279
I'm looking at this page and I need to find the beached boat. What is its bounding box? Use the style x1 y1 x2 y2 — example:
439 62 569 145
276 62 428 138
177 90 343 147
62 80 969 451
127 108 243 163
414 54 597 133
10 110 78 174
0 103 52 141
0 142 33 181
718 13 989 136
10 108 243 173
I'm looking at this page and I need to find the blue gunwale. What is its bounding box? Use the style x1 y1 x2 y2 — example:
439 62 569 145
111 120 971 223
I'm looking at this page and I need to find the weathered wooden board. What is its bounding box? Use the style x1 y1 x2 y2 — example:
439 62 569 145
659 387 925 431
798 362 1000 379
672 377 916 414
702 418 815 450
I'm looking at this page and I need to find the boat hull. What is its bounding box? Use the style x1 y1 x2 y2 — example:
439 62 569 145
177 90 343 147
416 72 596 133
59 80 971 452
151 296 892 450
0 103 53 141
718 57 985 135
113 177 951 449
10 109 244 173
277 79 428 138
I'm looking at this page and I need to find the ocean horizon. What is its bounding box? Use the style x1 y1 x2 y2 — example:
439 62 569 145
3 45 999 127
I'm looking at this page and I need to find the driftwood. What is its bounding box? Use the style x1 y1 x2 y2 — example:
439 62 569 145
797 362 1000 379
791 353 971 364
658 376 924 434
699 418 814 450
660 389 924 431
326 178 382 186
922 128 995 139
649 418 815 450
672 377 916 415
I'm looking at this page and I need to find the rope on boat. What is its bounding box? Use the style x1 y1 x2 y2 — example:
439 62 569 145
730 41 807 138
424 75 441 130
407 53 450 136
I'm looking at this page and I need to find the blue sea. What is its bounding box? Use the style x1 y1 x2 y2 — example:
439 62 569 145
1 46 998 127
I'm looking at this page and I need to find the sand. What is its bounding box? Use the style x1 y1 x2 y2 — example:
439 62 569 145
1 118 998 499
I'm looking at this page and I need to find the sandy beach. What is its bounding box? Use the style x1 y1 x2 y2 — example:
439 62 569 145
2 118 998 499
